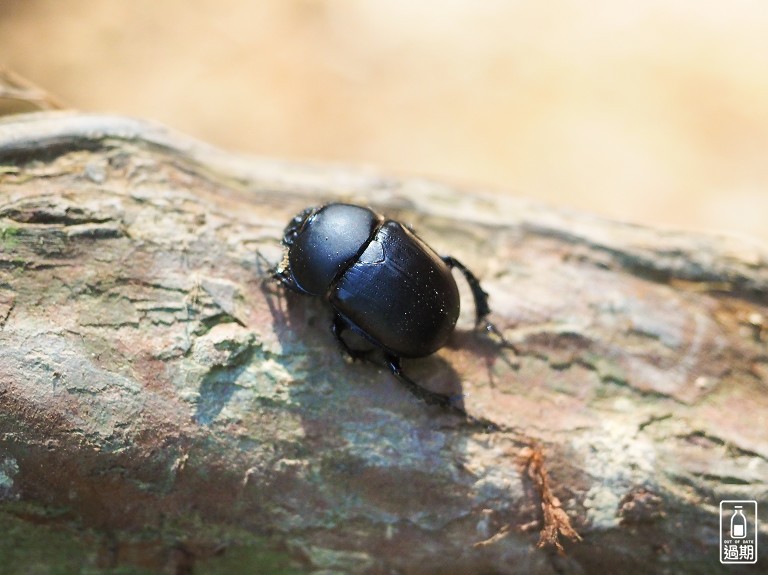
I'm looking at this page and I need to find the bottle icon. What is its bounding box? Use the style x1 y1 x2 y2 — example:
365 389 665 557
730 506 747 539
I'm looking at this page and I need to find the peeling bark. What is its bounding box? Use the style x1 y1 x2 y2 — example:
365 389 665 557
0 112 767 574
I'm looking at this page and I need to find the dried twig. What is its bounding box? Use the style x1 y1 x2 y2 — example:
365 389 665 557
520 444 582 553
0 67 66 114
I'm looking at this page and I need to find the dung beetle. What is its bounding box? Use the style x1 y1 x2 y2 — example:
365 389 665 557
274 203 494 409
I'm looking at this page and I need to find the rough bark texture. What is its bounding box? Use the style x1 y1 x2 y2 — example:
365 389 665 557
0 112 766 574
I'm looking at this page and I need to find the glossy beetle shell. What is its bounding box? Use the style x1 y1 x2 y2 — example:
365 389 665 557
284 203 461 358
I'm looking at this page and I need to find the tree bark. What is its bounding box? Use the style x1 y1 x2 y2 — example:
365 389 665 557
1 112 766 574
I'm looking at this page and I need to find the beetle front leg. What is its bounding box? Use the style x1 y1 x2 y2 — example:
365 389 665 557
271 252 306 294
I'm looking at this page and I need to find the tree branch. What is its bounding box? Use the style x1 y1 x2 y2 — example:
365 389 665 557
1 112 766 574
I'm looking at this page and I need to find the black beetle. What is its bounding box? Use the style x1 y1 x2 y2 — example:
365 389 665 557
274 202 493 409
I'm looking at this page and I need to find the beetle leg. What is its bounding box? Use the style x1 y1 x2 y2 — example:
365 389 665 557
273 268 301 292
332 315 372 361
271 253 307 294
385 353 466 411
442 256 491 325
253 249 299 292
443 256 520 358
386 354 507 430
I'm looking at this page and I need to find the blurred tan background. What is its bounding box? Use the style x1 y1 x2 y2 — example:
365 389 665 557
1 0 767 242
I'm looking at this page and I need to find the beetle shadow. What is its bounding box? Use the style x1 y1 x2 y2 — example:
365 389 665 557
254 255 470 415
446 325 520 391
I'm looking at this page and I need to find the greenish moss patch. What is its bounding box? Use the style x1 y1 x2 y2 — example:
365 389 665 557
0 226 20 250
0 510 95 575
